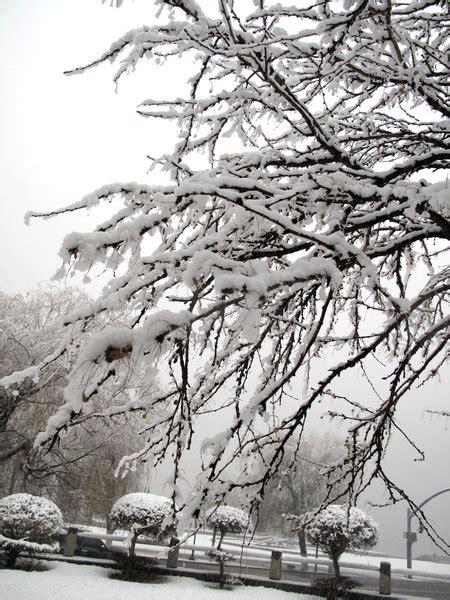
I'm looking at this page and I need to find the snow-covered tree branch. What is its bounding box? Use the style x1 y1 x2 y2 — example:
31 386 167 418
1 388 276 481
4 0 448 545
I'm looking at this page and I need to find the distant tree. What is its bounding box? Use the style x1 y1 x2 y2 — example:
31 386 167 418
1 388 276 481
300 504 378 598
0 493 63 567
0 286 155 523
265 433 347 562
110 492 177 557
5 0 449 548
254 433 345 532
43 423 150 525
0 286 84 475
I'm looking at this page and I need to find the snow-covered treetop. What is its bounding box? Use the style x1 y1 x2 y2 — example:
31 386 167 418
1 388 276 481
3 0 448 549
303 504 379 558
206 505 249 534
110 492 177 539
0 493 63 541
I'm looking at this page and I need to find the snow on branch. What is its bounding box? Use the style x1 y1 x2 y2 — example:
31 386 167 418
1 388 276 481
11 0 449 553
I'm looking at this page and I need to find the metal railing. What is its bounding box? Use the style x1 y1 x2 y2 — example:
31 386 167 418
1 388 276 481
59 528 450 597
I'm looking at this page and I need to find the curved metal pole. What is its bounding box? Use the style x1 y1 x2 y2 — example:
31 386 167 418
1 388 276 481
406 487 450 571
416 488 450 511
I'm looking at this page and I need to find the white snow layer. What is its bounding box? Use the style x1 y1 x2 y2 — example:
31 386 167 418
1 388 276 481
1 560 316 600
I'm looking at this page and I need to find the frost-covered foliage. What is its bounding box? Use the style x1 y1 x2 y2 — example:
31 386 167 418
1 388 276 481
4 0 449 545
207 505 249 551
207 505 249 536
302 504 378 575
0 493 64 540
0 493 63 565
110 492 177 555
206 548 233 563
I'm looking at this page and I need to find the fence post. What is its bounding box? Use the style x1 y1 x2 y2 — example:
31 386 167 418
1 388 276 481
269 550 282 580
63 527 78 557
166 537 180 569
379 561 391 595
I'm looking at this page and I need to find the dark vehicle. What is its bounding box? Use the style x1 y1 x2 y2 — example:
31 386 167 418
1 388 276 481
73 536 114 559
56 530 115 559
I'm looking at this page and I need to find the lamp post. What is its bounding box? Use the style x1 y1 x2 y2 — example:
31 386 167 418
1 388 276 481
404 508 417 572
405 487 450 573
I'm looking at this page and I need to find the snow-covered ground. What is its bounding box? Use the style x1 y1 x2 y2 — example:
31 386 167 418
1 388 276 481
2 560 316 600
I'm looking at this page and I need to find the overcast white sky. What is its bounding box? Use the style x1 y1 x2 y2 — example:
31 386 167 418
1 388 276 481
1 0 449 559
0 0 178 294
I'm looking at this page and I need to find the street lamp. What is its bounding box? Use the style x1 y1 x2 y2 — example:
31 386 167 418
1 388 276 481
405 487 450 572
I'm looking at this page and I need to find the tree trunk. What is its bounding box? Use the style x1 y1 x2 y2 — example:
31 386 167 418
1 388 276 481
212 527 216 546
332 554 340 578
129 531 139 557
297 529 307 555
8 454 21 495
106 515 114 534
6 548 18 568
217 531 225 550
327 585 338 600
190 520 197 560
315 542 319 572
297 529 308 571
219 559 225 589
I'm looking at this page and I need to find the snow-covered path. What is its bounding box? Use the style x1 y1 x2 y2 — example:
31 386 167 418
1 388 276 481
2 561 315 600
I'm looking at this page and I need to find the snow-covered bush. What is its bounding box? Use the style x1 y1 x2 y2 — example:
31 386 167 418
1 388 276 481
206 505 249 550
0 493 63 567
304 505 378 578
206 505 248 589
110 492 177 557
206 548 235 589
